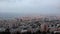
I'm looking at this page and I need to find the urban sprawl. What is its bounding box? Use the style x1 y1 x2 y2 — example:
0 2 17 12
0 16 60 34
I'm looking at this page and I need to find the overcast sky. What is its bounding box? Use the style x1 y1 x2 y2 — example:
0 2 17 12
0 0 60 15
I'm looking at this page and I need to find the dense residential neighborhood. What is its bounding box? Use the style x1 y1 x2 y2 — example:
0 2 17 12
0 16 60 34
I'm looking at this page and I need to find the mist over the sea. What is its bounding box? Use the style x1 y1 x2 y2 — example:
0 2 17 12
0 0 60 18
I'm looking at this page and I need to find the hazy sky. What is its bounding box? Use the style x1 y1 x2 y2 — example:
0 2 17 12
0 0 60 15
